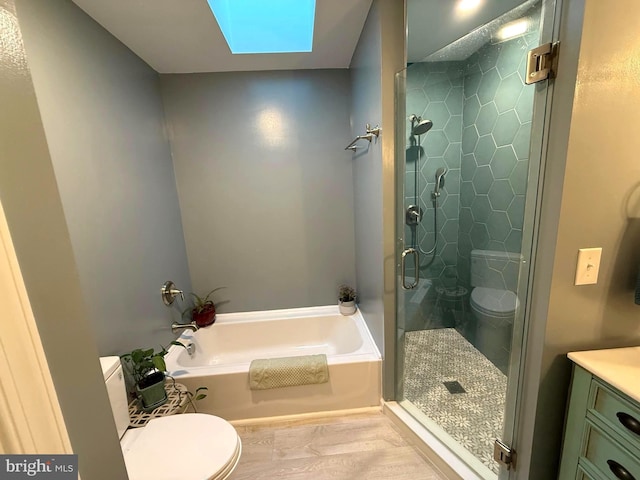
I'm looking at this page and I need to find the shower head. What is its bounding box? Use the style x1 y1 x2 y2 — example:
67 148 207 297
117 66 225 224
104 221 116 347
412 118 434 136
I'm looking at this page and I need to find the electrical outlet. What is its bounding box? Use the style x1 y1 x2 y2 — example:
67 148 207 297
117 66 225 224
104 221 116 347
574 247 602 285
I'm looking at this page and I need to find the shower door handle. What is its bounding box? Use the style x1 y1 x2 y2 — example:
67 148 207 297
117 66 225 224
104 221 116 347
401 248 419 290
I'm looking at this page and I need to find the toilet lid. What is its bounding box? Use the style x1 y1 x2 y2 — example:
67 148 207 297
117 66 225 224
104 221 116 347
122 413 241 480
471 287 519 316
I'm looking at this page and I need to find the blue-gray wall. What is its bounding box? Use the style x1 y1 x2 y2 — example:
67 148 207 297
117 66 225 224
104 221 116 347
2 0 128 476
16 0 191 356
160 70 356 313
350 1 384 353
349 0 404 368
16 0 359 346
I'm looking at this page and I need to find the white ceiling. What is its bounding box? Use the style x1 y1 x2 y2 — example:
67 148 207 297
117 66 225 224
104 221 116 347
72 0 540 73
71 0 373 73
407 0 535 63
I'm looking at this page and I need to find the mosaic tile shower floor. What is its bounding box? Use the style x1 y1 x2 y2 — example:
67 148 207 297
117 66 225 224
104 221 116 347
403 328 507 474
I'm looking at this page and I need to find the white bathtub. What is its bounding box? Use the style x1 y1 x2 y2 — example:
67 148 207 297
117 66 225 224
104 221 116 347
164 306 381 420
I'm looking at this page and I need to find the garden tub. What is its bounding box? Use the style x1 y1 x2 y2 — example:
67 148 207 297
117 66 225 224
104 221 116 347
164 305 381 420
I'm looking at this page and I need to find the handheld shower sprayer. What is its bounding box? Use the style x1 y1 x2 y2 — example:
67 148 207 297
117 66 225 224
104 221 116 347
433 167 448 199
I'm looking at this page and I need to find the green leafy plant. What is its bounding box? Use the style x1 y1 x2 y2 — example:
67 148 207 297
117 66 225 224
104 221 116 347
163 376 209 413
338 284 357 302
185 387 209 413
182 287 226 327
121 342 207 412
120 342 184 388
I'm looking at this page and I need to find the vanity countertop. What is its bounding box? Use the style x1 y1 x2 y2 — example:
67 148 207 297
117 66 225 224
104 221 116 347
568 346 640 403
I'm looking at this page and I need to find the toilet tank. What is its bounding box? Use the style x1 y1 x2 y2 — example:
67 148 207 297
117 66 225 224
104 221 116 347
99 356 130 439
470 249 522 291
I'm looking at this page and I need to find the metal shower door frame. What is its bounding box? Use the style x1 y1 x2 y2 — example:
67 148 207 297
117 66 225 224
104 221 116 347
501 0 567 477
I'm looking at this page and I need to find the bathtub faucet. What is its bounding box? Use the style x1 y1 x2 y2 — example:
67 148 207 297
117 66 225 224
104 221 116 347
171 321 199 334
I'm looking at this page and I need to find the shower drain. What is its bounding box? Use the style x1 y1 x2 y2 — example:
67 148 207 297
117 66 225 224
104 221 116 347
443 380 466 394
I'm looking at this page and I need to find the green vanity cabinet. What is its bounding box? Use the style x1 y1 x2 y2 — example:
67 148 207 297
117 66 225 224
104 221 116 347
559 351 640 480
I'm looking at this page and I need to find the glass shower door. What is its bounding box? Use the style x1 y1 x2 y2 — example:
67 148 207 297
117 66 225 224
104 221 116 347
395 1 557 477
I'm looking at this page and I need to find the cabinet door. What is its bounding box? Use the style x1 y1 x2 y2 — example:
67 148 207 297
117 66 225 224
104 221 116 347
583 421 640 480
559 367 593 480
591 380 640 451
577 464 607 480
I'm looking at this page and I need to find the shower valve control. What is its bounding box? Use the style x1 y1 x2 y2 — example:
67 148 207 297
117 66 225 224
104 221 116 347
405 205 422 226
161 280 184 306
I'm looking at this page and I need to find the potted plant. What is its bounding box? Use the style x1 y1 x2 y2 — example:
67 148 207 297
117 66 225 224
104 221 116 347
183 287 225 328
338 284 357 315
120 343 182 412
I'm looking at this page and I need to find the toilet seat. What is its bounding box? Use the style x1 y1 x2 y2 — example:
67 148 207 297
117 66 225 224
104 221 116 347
470 287 519 317
121 413 241 480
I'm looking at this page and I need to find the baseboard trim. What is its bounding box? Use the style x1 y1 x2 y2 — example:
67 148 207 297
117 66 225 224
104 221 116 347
229 404 382 427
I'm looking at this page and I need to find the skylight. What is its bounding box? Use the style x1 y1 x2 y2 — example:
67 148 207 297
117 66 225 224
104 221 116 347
207 0 316 54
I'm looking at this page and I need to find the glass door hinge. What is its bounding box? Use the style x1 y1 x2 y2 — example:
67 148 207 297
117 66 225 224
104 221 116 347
525 42 559 84
494 439 517 470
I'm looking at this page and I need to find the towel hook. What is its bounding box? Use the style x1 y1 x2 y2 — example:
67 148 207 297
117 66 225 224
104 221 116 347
345 123 381 151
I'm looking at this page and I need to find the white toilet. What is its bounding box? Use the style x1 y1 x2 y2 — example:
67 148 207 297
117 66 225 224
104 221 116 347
469 250 521 368
100 356 241 480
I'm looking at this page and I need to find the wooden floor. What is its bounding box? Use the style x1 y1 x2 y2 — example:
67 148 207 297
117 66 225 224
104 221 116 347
230 411 448 480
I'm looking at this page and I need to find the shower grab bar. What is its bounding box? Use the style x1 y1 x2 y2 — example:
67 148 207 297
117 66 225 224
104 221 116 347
401 248 419 290
345 124 381 151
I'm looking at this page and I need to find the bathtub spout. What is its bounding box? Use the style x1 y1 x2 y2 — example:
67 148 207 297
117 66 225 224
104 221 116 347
171 321 199 334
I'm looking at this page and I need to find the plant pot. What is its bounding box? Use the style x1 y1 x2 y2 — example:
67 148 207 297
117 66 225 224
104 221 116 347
136 371 168 412
338 300 356 316
193 303 216 327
